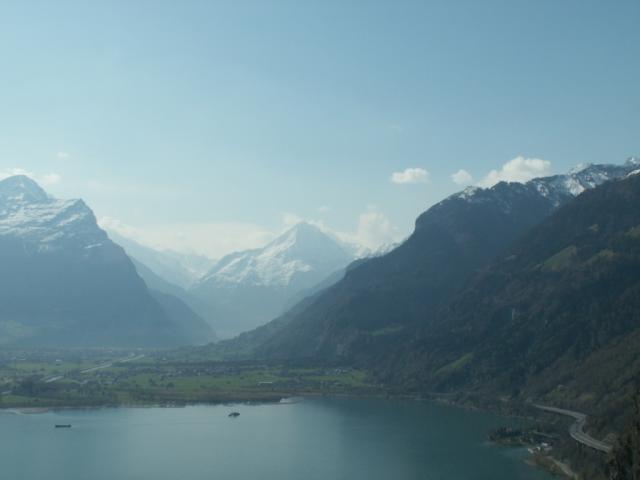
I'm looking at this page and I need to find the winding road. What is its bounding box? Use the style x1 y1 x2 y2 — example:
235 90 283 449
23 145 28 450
533 404 613 453
79 354 146 374
39 354 146 384
1 354 146 397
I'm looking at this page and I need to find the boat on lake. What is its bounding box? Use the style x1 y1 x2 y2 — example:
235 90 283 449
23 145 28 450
54 424 72 428
228 412 240 418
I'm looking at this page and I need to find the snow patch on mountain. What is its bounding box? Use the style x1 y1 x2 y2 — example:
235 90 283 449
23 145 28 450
457 186 481 200
197 222 356 288
0 175 103 252
454 161 636 206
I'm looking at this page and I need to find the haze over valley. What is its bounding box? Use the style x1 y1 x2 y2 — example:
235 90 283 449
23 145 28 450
3 153 640 480
1 2 639 479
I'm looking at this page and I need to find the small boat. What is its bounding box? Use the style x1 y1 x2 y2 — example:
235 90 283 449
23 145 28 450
228 412 240 418
54 424 72 428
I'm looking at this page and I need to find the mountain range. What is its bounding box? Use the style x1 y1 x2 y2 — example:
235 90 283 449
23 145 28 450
107 230 214 289
210 159 640 453
0 175 214 347
222 159 639 361
3 159 638 478
209 158 640 473
3 158 639 378
104 220 364 339
397 170 640 425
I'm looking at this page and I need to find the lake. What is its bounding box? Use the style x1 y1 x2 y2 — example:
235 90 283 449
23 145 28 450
0 397 554 480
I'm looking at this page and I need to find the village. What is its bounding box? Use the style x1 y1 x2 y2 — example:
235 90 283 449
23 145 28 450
0 349 378 408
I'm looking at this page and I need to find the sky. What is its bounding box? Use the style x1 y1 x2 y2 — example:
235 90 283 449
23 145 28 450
0 0 638 258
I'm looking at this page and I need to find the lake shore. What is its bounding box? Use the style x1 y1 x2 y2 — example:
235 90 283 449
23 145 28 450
0 397 558 480
526 454 578 479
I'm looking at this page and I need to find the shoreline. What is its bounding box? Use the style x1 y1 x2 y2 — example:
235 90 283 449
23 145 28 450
526 454 578 479
0 390 422 413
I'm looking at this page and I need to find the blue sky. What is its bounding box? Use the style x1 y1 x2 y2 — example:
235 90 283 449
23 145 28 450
0 0 638 257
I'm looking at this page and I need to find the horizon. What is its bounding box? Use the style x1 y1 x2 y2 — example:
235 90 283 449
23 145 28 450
1 155 638 259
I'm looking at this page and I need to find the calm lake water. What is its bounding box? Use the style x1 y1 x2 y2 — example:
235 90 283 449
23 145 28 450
0 398 553 480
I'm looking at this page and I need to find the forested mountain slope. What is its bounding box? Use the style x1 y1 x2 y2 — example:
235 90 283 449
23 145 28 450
389 173 640 430
229 161 636 361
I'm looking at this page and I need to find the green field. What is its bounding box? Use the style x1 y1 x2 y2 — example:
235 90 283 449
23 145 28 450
0 350 378 408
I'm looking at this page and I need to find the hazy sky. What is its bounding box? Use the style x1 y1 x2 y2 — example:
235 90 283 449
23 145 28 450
0 0 638 258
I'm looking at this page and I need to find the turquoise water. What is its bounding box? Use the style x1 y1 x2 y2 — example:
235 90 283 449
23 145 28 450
0 398 553 480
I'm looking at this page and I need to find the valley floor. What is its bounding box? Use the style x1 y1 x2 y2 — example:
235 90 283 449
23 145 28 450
0 349 379 409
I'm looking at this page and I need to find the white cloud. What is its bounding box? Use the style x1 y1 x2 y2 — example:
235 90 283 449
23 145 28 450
390 167 429 184
99 217 275 260
0 167 62 186
281 212 303 228
331 208 401 251
56 152 70 159
99 217 140 240
353 210 398 249
101 206 403 260
478 156 551 188
317 205 331 214
451 169 473 186
40 173 61 185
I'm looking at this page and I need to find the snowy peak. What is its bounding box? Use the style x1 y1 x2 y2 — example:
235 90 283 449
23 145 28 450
542 163 627 198
0 175 49 204
0 175 214 347
277 221 328 247
262 222 353 263
453 160 636 206
198 222 355 288
568 162 591 174
457 186 481 200
0 175 105 252
190 222 360 336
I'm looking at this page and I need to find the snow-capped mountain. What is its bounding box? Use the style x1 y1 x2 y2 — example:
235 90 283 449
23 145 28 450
0 175 104 252
190 222 358 337
224 158 640 361
200 222 354 287
455 158 639 207
0 175 213 347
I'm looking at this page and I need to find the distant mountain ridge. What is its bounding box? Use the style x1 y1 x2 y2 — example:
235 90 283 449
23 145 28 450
0 175 213 347
129 256 217 342
190 222 358 337
107 230 214 289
